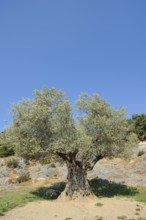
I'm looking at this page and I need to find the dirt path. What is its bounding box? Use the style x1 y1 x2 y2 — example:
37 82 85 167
1 198 146 220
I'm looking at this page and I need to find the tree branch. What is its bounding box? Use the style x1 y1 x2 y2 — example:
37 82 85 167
56 151 78 164
56 152 70 162
86 154 103 171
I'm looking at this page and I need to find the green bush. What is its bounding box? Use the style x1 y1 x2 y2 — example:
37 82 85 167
17 171 30 183
50 163 56 168
40 158 51 165
0 146 14 157
137 151 145 157
0 131 15 157
6 157 19 168
95 202 103 207
129 114 146 141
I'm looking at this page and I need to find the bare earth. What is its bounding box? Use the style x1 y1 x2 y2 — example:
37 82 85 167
1 198 146 220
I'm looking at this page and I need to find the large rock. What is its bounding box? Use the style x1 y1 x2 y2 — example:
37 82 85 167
29 163 58 180
88 155 146 186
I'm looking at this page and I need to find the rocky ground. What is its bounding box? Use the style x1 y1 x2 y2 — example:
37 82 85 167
0 142 146 189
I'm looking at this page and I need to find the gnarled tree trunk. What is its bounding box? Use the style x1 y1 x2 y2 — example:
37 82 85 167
64 161 91 199
57 152 103 200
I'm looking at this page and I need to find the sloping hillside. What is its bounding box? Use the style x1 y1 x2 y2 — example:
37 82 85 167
0 143 146 189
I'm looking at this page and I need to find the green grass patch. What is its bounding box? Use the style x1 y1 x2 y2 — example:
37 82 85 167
95 202 103 207
117 216 128 220
0 181 66 215
117 216 146 220
0 185 41 214
95 216 103 220
132 186 146 203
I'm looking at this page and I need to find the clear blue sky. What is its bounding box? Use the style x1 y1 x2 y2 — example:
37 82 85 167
0 0 146 131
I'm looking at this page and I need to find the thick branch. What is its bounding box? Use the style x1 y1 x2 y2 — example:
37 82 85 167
86 154 103 171
56 151 78 164
56 152 70 162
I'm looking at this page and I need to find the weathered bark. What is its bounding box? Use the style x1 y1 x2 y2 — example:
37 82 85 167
64 161 91 199
57 152 103 200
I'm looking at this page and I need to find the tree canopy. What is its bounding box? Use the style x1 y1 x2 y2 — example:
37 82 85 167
8 87 138 199
10 87 78 159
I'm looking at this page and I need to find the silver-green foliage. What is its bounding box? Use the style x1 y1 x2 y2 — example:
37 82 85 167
76 94 138 159
10 87 77 159
9 87 137 163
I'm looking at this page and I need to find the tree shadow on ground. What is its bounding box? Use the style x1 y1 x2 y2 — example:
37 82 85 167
31 182 66 200
89 178 138 198
31 178 138 200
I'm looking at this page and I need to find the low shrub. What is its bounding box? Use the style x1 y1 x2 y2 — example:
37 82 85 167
50 163 56 168
40 158 51 165
137 151 145 157
95 216 103 220
17 171 30 183
95 202 103 207
6 157 19 168
0 146 14 157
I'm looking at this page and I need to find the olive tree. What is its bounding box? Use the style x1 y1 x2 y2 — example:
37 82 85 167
9 87 137 199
